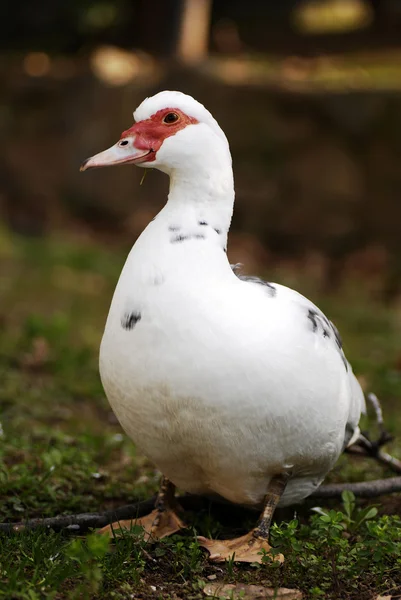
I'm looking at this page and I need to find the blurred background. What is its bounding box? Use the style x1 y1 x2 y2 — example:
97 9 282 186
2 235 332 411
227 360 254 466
1 0 401 552
2 0 401 294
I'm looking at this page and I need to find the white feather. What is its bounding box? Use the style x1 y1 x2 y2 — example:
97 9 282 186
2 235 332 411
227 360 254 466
100 91 365 507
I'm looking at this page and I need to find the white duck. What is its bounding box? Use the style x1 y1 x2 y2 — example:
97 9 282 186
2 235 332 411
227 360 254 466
81 91 365 563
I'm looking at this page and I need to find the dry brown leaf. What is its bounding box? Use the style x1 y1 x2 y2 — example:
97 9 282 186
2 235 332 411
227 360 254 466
203 582 303 599
375 596 394 600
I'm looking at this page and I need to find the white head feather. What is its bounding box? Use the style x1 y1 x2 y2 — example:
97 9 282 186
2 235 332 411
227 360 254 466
133 90 228 146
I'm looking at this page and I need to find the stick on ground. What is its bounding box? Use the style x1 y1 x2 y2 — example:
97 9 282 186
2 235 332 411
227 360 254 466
1 476 401 535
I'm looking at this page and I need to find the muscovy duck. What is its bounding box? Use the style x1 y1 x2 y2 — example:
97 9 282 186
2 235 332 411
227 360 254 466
80 91 365 563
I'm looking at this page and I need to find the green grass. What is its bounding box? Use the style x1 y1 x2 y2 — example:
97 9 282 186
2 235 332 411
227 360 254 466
0 227 401 599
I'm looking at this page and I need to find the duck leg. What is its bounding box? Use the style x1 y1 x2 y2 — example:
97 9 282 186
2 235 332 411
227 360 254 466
198 473 290 564
99 476 186 540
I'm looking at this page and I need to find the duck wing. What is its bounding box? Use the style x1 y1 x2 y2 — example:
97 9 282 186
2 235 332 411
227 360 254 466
232 264 366 450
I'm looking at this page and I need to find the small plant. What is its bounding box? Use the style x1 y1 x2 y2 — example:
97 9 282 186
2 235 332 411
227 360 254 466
157 535 204 579
65 533 110 598
313 489 379 535
225 552 236 577
267 491 401 597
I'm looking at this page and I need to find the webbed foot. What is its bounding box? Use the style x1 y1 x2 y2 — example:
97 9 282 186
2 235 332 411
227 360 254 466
198 531 283 564
199 472 290 564
99 507 186 540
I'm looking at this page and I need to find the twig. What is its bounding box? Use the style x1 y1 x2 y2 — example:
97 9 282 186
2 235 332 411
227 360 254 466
311 477 401 499
360 392 394 450
344 391 401 473
367 393 384 430
373 449 401 474
2 476 401 535
346 442 401 474
0 496 157 534
0 495 208 535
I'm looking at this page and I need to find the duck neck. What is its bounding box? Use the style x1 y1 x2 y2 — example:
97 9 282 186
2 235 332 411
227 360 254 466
162 150 235 248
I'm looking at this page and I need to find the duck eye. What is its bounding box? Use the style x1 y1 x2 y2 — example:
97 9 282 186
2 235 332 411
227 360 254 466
119 140 129 147
163 112 179 124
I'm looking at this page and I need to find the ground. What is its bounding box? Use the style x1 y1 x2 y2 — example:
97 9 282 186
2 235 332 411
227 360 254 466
0 227 401 600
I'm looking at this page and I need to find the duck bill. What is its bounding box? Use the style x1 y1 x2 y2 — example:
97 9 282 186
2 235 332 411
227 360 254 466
80 143 151 171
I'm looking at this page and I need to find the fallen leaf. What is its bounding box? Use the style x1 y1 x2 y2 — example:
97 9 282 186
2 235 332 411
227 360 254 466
203 583 302 599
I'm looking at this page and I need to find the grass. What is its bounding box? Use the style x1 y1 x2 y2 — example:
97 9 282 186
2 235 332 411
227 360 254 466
0 226 401 599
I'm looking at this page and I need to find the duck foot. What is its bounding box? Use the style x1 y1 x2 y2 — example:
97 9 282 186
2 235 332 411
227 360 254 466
98 507 186 540
199 472 290 564
98 476 186 540
198 531 284 564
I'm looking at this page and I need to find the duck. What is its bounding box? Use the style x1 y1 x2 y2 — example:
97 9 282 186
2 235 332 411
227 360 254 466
80 90 365 563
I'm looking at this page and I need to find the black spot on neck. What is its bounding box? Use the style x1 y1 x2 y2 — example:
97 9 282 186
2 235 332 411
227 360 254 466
171 233 207 243
171 234 190 243
121 312 141 330
198 221 208 226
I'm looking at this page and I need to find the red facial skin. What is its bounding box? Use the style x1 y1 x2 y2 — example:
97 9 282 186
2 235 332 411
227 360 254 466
120 108 198 162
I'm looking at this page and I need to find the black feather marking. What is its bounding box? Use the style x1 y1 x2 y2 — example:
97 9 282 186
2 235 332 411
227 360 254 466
198 221 208 226
171 234 190 243
232 265 276 297
330 321 343 349
171 233 206 243
307 309 348 370
308 309 319 332
121 312 141 330
214 228 222 235
168 225 180 232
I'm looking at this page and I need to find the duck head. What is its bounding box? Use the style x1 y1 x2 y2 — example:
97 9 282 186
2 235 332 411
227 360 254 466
80 90 230 176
